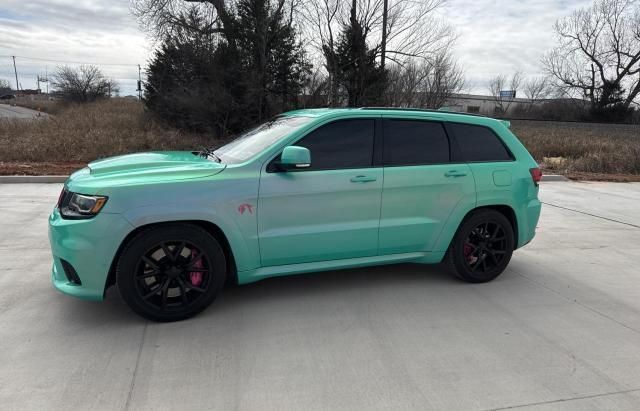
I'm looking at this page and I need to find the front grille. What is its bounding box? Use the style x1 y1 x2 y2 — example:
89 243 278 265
60 259 82 285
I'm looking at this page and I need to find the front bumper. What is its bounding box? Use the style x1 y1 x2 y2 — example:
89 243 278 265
48 208 134 300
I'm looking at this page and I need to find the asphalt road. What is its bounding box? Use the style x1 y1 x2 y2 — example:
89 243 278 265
0 103 48 119
1 182 640 410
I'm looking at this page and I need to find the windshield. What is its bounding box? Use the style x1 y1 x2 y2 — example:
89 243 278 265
214 116 314 164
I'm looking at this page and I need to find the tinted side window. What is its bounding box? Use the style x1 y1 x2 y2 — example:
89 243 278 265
383 120 449 166
295 119 374 170
450 123 512 162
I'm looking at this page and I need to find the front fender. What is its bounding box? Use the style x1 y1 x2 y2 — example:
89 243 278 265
121 203 260 272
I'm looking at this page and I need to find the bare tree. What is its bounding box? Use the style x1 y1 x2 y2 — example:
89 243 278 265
523 76 550 103
487 72 523 115
52 66 119 103
131 0 235 41
300 0 342 105
300 0 456 105
132 0 297 50
542 0 640 112
300 68 329 107
377 0 454 65
305 0 456 64
385 50 464 108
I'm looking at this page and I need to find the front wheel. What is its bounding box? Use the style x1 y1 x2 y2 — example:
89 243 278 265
116 224 226 322
445 209 515 283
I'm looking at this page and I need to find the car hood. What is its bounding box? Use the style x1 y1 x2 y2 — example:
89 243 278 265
67 151 226 191
87 151 224 176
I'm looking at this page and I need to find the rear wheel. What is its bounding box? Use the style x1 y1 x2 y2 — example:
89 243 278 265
445 209 514 283
116 224 226 322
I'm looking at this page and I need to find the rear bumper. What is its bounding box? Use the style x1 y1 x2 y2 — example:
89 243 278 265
48 208 134 300
518 198 541 248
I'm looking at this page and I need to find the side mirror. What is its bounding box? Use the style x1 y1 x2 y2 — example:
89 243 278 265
278 146 311 171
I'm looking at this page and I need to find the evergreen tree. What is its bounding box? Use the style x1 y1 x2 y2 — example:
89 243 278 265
236 0 310 120
330 3 386 107
144 1 310 135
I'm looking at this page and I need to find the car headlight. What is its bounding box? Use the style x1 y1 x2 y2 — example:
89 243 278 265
58 190 108 219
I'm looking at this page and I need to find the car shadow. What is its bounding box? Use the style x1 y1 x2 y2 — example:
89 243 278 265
59 263 462 325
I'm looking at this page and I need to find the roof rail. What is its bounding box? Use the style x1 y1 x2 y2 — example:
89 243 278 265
358 107 488 118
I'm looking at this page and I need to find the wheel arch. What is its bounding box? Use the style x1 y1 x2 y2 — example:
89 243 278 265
104 220 238 294
474 205 518 244
434 204 519 256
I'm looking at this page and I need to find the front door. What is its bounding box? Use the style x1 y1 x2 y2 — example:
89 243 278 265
258 119 382 267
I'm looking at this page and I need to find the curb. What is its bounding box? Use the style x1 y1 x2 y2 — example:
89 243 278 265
541 175 569 182
0 175 68 184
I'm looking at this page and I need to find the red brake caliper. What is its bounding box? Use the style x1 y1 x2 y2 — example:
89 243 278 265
463 243 477 264
463 244 473 260
189 249 203 287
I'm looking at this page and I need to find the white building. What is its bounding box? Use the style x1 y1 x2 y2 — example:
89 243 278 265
442 93 539 116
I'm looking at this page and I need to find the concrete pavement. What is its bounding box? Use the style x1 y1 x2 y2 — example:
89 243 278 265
0 182 639 410
0 103 48 119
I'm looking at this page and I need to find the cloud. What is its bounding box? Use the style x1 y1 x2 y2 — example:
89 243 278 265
0 0 597 95
444 0 593 93
0 0 149 94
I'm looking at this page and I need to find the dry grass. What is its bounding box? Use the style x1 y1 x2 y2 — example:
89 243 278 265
511 120 640 175
11 97 66 115
0 99 217 163
2 102 639 178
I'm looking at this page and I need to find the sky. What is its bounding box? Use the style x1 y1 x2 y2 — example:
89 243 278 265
0 0 594 96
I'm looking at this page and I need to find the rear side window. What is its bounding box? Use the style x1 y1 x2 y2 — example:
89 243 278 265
449 123 512 162
295 119 374 170
383 120 449 166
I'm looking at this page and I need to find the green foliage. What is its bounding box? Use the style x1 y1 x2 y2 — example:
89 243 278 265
144 2 310 135
589 81 635 123
326 5 387 106
145 10 244 132
236 0 311 119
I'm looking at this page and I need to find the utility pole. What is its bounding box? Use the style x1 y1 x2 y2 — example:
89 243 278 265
37 75 48 95
137 64 142 100
12 56 19 91
381 0 388 70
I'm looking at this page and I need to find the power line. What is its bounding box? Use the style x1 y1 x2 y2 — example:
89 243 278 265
0 54 141 67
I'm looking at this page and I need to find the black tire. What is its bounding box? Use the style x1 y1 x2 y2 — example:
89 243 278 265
445 209 515 283
116 224 226 322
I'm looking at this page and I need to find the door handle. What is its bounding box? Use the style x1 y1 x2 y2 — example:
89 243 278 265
350 175 377 183
444 170 467 177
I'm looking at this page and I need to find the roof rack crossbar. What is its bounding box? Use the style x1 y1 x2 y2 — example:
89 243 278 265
357 107 488 118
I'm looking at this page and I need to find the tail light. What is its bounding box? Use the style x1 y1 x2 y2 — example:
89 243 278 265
529 168 542 186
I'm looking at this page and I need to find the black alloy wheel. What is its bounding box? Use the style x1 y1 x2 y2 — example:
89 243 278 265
117 224 226 322
134 241 212 312
462 221 508 274
445 209 514 283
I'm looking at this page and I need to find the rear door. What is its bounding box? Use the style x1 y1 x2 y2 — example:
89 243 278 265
378 117 475 255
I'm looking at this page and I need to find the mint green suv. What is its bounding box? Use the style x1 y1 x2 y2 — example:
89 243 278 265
48 108 542 321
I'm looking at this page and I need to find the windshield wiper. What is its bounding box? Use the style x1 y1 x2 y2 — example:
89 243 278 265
198 148 222 163
210 152 222 163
